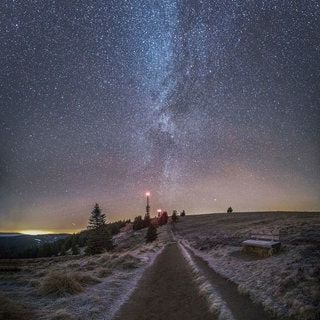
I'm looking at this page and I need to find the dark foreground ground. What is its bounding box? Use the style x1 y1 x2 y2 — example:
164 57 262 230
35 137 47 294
114 239 276 320
114 242 215 320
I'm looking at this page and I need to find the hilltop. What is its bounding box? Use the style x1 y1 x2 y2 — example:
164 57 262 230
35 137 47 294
0 211 319 319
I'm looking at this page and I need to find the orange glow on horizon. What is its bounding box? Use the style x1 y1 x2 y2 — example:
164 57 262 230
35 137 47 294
19 230 54 235
16 229 80 235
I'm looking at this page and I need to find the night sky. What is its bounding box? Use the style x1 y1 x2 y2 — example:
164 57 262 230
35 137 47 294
1 1 319 233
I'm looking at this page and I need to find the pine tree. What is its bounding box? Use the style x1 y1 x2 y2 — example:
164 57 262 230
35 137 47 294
133 215 144 230
72 243 79 255
145 224 157 243
158 211 168 226
71 235 79 255
86 203 114 254
88 203 106 229
172 210 178 223
227 206 233 213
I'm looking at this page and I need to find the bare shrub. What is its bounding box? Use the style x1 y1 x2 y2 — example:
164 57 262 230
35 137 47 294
0 293 34 320
38 272 83 297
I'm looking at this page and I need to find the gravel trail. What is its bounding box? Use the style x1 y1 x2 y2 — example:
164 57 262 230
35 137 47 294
114 224 278 320
113 242 216 320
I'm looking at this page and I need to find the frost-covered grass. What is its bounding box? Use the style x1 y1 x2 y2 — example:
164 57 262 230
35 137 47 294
0 226 169 320
38 272 85 297
0 292 35 320
178 241 235 320
175 212 320 319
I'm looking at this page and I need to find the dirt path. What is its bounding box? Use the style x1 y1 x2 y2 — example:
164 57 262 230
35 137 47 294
113 242 216 320
185 246 277 320
113 224 277 320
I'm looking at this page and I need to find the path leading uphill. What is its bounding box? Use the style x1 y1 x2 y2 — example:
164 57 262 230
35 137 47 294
114 233 276 320
113 242 215 320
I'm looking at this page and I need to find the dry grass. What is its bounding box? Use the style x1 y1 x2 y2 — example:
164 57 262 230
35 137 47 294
38 270 102 297
175 212 320 319
98 253 141 270
74 272 101 286
112 254 141 269
97 267 112 278
50 309 74 320
0 226 167 319
0 293 34 320
38 272 84 297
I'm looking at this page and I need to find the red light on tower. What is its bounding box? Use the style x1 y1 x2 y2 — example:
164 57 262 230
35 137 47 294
146 192 150 218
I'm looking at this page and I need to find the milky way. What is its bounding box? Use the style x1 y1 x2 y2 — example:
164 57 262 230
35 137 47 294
1 1 319 232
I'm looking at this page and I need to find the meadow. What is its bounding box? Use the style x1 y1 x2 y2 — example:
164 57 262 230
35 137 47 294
1 211 319 320
174 211 320 319
0 227 168 320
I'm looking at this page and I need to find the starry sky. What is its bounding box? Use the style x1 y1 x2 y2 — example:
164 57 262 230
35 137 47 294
1 0 319 233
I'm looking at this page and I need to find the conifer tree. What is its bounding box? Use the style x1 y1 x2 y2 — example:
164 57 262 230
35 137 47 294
158 211 168 226
86 203 114 254
71 235 79 255
172 210 178 223
88 203 106 229
145 224 157 243
227 206 233 213
133 215 144 230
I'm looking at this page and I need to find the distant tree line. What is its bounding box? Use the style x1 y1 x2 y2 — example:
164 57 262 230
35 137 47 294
133 209 186 243
132 215 150 231
1 204 187 258
0 204 129 259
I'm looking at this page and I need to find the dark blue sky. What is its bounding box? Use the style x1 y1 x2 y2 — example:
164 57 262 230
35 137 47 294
1 0 319 233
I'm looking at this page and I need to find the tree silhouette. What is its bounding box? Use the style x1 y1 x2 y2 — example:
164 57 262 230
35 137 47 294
86 203 114 254
145 224 157 243
88 203 106 229
172 210 178 223
158 211 168 226
133 216 144 230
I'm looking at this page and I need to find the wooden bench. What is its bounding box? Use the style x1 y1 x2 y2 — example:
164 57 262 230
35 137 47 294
242 233 281 257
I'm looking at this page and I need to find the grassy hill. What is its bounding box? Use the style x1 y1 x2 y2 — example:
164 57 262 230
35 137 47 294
174 211 320 319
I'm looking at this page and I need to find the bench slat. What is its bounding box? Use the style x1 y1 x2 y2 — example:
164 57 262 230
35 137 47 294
242 239 281 248
250 234 280 241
